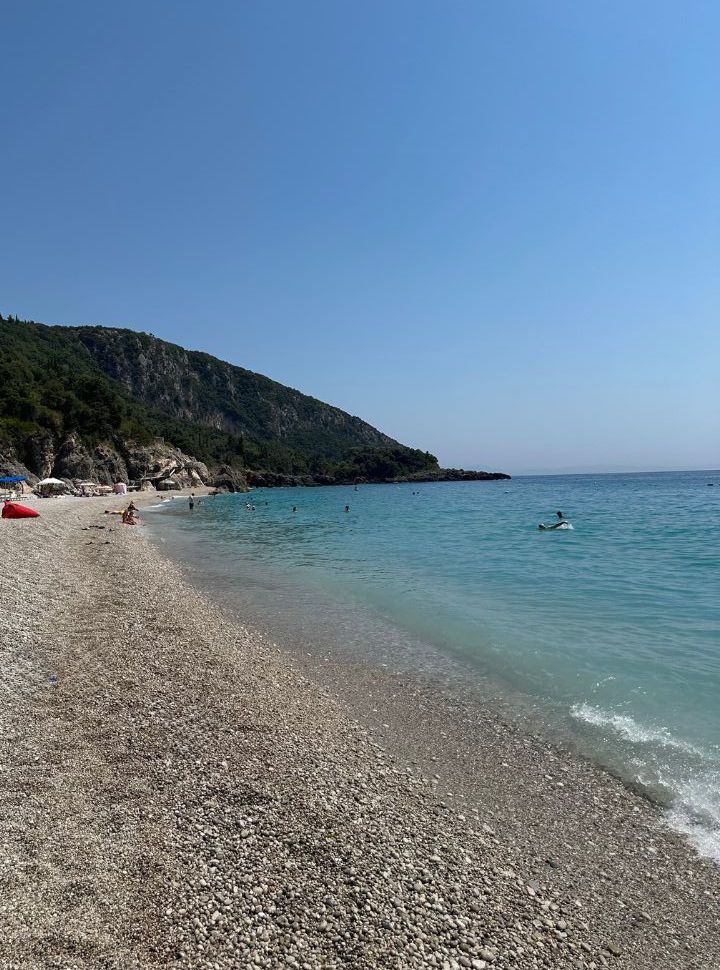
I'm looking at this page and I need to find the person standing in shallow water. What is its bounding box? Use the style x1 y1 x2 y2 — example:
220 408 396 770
188 494 195 510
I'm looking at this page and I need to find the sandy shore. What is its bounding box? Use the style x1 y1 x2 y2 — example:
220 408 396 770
1 496 719 969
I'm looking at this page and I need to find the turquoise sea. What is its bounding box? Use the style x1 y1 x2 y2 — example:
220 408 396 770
146 471 720 862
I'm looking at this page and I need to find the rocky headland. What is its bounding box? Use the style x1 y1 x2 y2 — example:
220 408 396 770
0 317 509 492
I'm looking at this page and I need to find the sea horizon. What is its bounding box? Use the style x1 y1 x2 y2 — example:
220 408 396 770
492 467 720 478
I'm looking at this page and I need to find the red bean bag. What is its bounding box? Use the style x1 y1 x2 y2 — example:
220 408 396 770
2 502 40 519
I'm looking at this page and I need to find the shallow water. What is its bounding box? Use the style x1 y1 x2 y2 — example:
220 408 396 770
146 471 720 861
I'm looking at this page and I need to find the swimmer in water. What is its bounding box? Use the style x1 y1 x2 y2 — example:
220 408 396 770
539 510 569 530
344 505 350 513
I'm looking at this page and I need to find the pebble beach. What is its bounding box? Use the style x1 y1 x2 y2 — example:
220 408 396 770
2 494 719 970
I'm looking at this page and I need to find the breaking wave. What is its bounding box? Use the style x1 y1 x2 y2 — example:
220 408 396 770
571 703 720 863
570 703 705 756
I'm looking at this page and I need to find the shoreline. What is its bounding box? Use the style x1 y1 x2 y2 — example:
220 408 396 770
2 495 719 968
147 515 673 807
143 494 713 848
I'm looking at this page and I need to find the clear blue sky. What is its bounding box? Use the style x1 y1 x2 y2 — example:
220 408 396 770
1 1 717 473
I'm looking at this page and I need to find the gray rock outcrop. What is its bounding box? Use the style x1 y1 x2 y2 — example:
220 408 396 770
0 441 37 482
124 443 210 488
27 435 55 479
0 433 230 489
210 465 250 493
53 437 132 485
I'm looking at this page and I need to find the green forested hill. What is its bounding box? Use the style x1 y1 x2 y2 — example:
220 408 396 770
0 316 446 482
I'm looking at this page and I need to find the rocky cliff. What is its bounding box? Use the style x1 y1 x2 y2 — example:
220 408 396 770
73 327 398 458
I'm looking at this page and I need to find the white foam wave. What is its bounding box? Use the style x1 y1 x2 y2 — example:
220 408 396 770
570 703 704 756
666 775 720 864
572 703 720 864
666 810 720 864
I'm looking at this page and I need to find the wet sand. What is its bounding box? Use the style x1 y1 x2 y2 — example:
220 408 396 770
1 494 719 969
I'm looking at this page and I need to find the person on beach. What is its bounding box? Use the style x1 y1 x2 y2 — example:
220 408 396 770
122 502 139 525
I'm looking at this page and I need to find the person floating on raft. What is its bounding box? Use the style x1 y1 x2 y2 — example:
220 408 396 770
538 511 573 531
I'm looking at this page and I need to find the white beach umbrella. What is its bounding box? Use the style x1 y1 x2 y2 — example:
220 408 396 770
37 477 66 486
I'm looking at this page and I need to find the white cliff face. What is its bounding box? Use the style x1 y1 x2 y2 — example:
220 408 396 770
0 433 222 488
124 442 210 487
